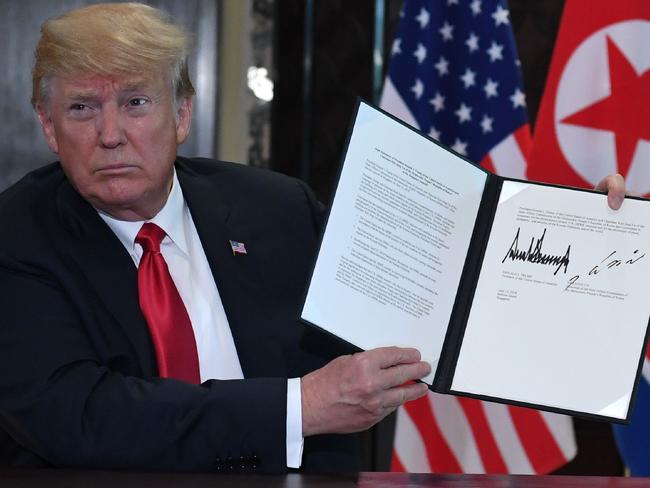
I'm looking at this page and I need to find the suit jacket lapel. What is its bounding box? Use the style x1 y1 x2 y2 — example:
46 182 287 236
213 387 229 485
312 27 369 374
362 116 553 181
51 181 156 375
177 162 287 378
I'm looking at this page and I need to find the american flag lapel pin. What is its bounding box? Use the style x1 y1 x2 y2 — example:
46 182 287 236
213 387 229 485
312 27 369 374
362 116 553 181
229 240 248 256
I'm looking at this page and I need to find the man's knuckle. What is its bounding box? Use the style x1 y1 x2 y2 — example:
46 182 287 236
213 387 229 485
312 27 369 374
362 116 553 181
398 365 408 384
364 396 382 413
356 353 372 371
360 377 378 395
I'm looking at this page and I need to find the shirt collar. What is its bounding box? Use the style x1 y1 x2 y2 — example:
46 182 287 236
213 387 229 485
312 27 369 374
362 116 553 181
98 170 190 256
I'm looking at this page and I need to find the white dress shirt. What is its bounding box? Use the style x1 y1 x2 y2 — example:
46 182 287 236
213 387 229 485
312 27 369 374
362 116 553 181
98 171 304 467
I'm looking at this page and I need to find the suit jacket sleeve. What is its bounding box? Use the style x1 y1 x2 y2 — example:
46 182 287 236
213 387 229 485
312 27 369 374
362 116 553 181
0 268 287 471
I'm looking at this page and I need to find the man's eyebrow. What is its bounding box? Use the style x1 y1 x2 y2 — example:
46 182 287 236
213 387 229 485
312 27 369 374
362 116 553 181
64 90 99 101
63 81 156 98
121 80 157 92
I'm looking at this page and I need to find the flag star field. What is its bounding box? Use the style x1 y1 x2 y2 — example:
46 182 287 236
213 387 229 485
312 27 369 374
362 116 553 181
387 0 528 162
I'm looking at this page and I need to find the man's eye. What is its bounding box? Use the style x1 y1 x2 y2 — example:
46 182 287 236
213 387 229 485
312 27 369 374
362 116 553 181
128 97 149 107
70 104 88 111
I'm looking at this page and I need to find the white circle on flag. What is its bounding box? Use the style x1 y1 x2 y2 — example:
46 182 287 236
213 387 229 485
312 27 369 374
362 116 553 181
555 20 650 194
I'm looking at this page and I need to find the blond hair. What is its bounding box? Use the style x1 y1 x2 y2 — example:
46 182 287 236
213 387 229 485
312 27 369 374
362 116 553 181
32 2 195 107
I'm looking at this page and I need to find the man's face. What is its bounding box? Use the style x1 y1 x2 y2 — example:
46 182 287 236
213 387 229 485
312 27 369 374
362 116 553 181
37 74 192 221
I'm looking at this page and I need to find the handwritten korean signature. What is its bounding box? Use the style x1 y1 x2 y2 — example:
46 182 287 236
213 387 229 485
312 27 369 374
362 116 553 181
565 250 645 291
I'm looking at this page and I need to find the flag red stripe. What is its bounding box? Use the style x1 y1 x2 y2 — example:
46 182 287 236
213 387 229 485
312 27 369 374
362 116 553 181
480 154 496 173
390 450 406 472
513 123 533 157
458 398 509 473
508 406 567 473
404 396 463 473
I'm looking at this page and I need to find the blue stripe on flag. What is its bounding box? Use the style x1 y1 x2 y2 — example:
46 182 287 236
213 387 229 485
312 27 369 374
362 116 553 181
613 375 650 475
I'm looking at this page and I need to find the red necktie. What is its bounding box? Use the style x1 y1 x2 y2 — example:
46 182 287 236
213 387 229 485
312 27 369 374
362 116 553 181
136 222 200 384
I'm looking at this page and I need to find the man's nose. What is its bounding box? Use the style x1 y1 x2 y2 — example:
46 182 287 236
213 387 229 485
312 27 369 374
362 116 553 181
97 105 127 148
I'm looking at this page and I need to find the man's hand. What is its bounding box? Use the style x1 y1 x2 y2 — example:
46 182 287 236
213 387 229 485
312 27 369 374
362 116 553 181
300 347 431 436
594 173 625 210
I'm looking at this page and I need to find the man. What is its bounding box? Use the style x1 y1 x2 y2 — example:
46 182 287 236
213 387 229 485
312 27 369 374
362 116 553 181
0 3 430 473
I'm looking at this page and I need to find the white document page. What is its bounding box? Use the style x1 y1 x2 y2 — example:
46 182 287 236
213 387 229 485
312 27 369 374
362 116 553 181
452 181 650 419
302 102 487 384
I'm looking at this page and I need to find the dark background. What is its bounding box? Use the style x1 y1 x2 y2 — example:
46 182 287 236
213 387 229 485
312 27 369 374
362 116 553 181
271 0 623 475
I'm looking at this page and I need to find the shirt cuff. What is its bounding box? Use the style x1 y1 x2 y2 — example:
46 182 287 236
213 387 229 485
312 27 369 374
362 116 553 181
286 377 304 468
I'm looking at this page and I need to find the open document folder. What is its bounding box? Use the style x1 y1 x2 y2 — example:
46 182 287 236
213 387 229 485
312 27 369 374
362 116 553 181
301 100 650 423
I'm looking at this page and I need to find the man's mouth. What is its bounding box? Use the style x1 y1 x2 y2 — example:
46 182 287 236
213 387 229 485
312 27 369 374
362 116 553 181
96 163 138 174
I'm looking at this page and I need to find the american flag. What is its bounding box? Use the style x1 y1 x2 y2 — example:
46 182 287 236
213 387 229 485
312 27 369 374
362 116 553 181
381 0 530 177
380 0 577 473
229 240 248 255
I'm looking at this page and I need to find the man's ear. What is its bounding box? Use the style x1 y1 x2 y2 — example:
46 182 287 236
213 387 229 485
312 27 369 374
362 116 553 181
36 105 59 154
175 97 193 145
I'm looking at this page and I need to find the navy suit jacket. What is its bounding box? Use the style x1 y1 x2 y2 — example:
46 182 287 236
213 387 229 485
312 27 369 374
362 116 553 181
0 157 357 473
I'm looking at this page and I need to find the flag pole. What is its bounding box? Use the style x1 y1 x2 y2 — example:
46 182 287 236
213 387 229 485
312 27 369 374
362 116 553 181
373 0 386 104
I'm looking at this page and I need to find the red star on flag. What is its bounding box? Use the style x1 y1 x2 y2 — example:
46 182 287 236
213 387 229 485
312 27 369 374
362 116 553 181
561 37 650 177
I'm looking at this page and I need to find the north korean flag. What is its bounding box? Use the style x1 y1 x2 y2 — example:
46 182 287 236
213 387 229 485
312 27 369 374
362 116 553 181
528 1 650 475
528 1 650 196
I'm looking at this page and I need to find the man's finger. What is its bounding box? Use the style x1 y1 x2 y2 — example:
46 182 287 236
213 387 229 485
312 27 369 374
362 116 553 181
381 382 429 408
594 173 625 210
369 346 422 369
379 361 432 389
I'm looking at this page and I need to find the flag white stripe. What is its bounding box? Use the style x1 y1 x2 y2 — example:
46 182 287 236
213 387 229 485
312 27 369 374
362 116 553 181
429 393 485 473
379 78 420 130
393 408 431 473
482 402 535 474
540 411 577 462
489 132 527 178
393 406 432 473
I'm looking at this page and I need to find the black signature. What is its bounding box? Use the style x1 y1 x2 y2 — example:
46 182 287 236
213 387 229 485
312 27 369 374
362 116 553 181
565 249 646 290
502 227 571 275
